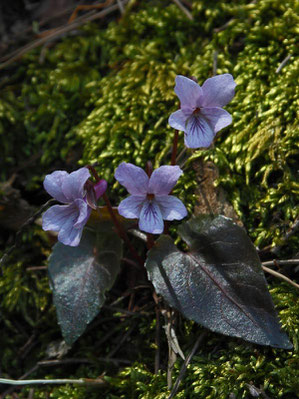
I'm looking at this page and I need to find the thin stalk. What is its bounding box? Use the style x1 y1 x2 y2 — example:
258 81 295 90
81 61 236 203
0 378 104 386
146 233 155 250
171 130 179 165
103 193 144 269
87 164 144 269
262 265 299 290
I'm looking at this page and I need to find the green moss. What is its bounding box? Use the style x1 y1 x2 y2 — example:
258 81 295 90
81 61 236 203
1 1 298 398
8 284 296 399
1 0 298 249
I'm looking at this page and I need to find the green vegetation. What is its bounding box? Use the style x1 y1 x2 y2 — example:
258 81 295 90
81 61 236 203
1 0 298 398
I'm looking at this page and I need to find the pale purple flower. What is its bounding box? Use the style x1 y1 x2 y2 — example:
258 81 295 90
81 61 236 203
42 168 107 246
115 162 187 234
168 74 236 148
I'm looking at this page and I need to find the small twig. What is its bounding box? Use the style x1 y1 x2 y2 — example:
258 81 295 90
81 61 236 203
154 303 161 374
121 257 140 270
262 265 299 290
103 192 145 268
162 309 184 389
245 383 272 399
0 378 105 386
28 388 34 399
68 0 114 23
19 334 36 358
116 0 125 14
171 130 179 165
259 219 299 255
271 218 299 255
276 54 291 74
37 358 93 367
168 331 207 399
106 323 135 359
104 305 138 316
146 233 155 250
214 18 234 32
213 51 218 76
129 229 147 242
172 0 193 20
0 2 127 71
26 266 47 272
0 199 56 267
262 259 299 267
37 357 130 366
175 147 187 167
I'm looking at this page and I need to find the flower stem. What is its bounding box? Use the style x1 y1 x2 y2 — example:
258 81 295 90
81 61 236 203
87 164 100 182
171 130 179 165
146 161 153 177
103 192 144 269
146 233 155 250
87 164 144 269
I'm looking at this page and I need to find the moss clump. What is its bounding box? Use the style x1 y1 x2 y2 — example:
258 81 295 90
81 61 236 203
1 0 297 249
1 1 298 398
75 0 297 250
8 284 297 399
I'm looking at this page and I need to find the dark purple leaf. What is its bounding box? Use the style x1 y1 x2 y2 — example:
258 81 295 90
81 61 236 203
48 225 122 345
146 215 292 349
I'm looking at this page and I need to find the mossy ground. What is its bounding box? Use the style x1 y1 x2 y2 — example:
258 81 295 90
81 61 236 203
0 0 298 398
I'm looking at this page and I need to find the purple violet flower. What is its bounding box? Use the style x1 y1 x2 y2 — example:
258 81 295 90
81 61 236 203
115 162 187 234
168 74 236 148
42 168 107 246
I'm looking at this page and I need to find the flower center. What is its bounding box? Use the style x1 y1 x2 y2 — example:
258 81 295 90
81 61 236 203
147 193 155 201
193 107 201 116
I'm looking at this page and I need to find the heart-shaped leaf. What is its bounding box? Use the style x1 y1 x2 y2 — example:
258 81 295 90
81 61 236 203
48 224 122 345
146 215 292 349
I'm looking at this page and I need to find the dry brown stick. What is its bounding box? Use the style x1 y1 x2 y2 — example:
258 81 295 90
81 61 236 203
0 199 56 268
68 0 114 23
0 2 127 71
262 259 299 267
154 305 161 374
0 8 98 63
106 323 136 359
26 266 47 272
262 265 299 290
168 331 207 399
276 54 291 74
172 0 193 20
116 0 125 14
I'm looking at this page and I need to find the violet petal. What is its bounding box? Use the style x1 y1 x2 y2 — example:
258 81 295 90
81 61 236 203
115 162 149 195
62 167 90 202
94 179 108 199
155 195 187 221
200 107 232 133
73 198 91 229
58 219 84 247
168 109 188 132
184 114 215 148
118 195 145 219
42 204 78 232
139 200 164 234
175 75 203 109
43 171 69 203
201 74 236 108
148 165 183 195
